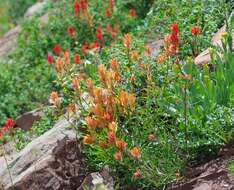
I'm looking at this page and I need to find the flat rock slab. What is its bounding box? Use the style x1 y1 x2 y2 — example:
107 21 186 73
168 144 234 190
0 119 89 190
195 25 234 66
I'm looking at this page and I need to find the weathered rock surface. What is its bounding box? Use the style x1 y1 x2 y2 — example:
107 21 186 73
0 3 49 58
168 143 234 190
24 1 46 18
79 168 114 190
15 109 44 131
195 25 234 66
149 39 164 57
0 119 89 190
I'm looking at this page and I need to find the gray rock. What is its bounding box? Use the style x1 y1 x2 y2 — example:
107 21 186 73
0 119 89 190
24 2 47 18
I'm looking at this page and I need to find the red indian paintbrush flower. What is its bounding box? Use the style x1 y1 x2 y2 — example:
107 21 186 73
129 9 137 17
96 27 104 41
47 53 54 64
171 23 179 34
80 0 88 10
5 118 15 129
74 54 81 64
91 42 100 50
105 9 112 17
191 26 201 36
114 151 122 161
134 170 141 179
67 26 76 38
82 43 89 54
109 0 114 9
74 0 80 16
53 44 61 55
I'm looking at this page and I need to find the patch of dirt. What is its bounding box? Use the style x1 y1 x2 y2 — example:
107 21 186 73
168 142 234 190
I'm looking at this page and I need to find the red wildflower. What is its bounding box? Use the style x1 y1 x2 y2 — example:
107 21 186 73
103 112 113 121
53 44 61 55
171 23 179 34
108 131 116 144
105 9 112 17
74 54 81 64
134 170 141 179
129 9 137 17
116 139 127 151
106 24 111 33
80 0 88 10
96 27 104 41
74 0 80 16
82 43 89 54
91 42 100 50
5 118 15 129
191 26 201 36
67 26 76 38
109 0 114 9
47 53 54 64
114 151 122 161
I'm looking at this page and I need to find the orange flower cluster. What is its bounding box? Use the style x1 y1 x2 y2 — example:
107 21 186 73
78 59 140 164
123 33 133 48
50 91 60 107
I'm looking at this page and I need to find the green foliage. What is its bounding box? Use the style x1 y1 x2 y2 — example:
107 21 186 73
228 161 234 175
13 107 56 151
7 0 37 24
0 61 55 125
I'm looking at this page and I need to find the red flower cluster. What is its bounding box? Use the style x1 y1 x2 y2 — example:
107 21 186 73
191 26 201 36
47 53 54 64
74 0 88 16
164 23 180 56
96 27 104 41
53 44 62 55
106 24 118 39
0 118 15 139
67 26 76 38
105 0 115 17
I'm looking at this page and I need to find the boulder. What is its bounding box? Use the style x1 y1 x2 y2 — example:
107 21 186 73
79 167 114 190
0 119 89 190
148 39 164 57
0 12 49 58
195 25 234 66
15 109 44 131
24 2 47 18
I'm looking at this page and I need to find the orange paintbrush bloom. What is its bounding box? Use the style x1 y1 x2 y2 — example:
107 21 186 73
108 122 118 132
85 116 99 129
83 134 96 145
116 139 127 151
99 141 109 149
119 91 136 109
114 151 122 161
110 58 119 71
123 34 132 48
130 147 141 159
50 91 60 106
108 130 116 144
